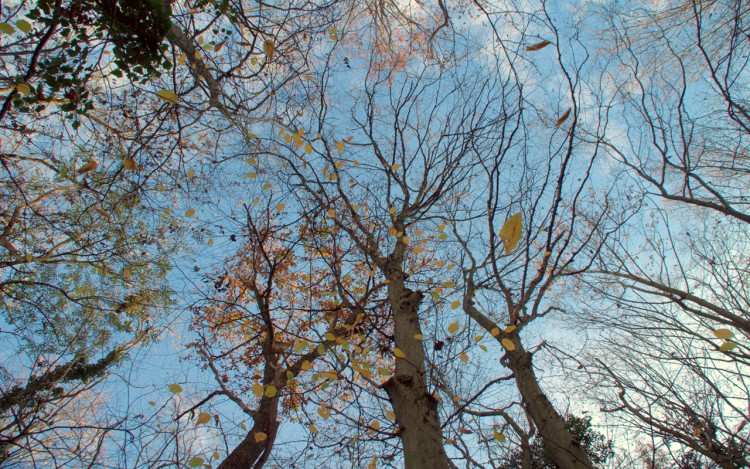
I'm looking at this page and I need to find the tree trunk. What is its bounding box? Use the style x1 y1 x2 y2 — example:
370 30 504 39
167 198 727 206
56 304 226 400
383 269 452 469
505 333 593 469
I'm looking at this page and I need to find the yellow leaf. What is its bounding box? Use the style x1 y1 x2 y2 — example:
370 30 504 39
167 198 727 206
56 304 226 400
24 253 32 262
402 236 409 244
148 400 156 405
254 431 268 442
479 344 487 352
714 328 734 340
327 208 336 217
435 260 445 267
555 108 572 127
391 164 400 170
264 385 277 397
77 159 98 174
505 325 517 333
474 335 483 342
389 207 397 214
197 412 211 425
262 183 272 190
385 411 396 421
443 281 455 288
447 322 459 334
494 430 506 442
252 383 264 397
240 423 246 430
304 143 313 154
156 90 178 104
317 406 331 420
450 300 460 310
370 420 380 430
413 334 424 340
276 203 285 211
263 40 275 60
188 457 205 467
438 233 448 240
459 352 468 363
336 140 345 152
15 83 31 95
413 246 425 253
498 213 523 254
168 384 183 393
309 424 318 434
301 360 312 370
501 338 515 351
187 168 195 177
247 172 257 179
324 332 335 341
185 208 196 217
393 348 406 359
208 239 214 246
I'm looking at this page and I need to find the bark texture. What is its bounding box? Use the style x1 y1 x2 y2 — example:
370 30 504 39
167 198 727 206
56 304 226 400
383 261 452 469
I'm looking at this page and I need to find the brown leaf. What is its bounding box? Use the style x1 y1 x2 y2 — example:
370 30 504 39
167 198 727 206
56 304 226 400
77 159 98 174
526 40 551 52
263 40 276 61
555 108 571 127
123 158 140 170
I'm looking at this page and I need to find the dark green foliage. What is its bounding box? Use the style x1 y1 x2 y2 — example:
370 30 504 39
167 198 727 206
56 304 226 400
501 415 614 469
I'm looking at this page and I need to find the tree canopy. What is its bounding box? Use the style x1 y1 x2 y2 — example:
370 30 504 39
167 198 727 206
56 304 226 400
1 0 748 467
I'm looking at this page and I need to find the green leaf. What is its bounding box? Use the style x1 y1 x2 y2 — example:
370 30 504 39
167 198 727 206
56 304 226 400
15 20 31 33
714 328 734 340
0 23 15 34
188 456 205 467
720 341 737 352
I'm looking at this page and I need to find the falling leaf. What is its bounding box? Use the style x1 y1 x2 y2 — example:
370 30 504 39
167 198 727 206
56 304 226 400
327 208 336 217
0 23 15 34
15 83 31 95
15 20 31 33
123 158 139 170
264 385 277 397
391 164 400 170
208 239 214 246
438 233 448 240
413 246 425 253
369 420 380 430
168 384 183 393
498 213 523 254
385 411 396 421
555 108 571 127
494 430 506 442
389 206 397 214
393 348 406 359
336 141 345 152
185 208 196 217
262 183 272 190
301 360 312 370
156 90 178 104
148 400 156 405
526 40 552 52
240 423 247 429
501 338 515 351
460 352 468 363
490 327 501 336
714 328 734 340
447 322 459 334
263 40 275 60
252 383 264 397
188 456 205 467
304 143 313 154
505 325 517 333
414 334 424 340
276 203 285 211
317 406 331 420
254 431 268 442
24 253 32 262
197 412 211 425
77 159 98 174
309 424 318 433
720 341 737 352
451 300 460 309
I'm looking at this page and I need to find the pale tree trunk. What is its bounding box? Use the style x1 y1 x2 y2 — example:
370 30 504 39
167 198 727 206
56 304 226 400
504 331 593 469
464 293 593 469
382 258 453 469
